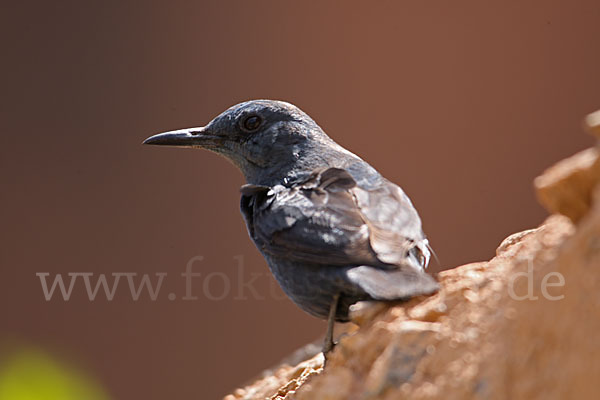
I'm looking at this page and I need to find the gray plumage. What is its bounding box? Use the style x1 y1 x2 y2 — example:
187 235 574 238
144 100 438 345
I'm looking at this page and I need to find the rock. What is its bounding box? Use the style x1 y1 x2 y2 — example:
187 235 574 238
224 118 600 400
533 109 600 223
584 109 600 140
223 353 323 400
534 147 600 223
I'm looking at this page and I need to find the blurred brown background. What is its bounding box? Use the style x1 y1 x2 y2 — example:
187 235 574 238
1 0 599 399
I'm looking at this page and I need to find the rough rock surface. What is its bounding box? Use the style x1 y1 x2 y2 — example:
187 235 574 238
534 147 600 223
584 109 600 139
224 119 600 400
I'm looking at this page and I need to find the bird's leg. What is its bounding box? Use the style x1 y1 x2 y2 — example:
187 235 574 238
323 293 340 360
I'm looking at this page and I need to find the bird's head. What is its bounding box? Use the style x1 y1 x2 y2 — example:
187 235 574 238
144 100 347 185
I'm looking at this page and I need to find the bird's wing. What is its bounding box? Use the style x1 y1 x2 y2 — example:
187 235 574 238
352 175 431 268
241 167 430 270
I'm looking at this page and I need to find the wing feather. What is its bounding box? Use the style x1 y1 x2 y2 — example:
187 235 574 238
241 167 430 270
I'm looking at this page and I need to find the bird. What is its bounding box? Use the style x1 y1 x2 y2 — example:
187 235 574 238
143 100 439 356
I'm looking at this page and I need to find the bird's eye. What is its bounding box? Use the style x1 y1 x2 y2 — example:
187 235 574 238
242 115 262 132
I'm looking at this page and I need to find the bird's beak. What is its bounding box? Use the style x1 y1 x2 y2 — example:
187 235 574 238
143 127 223 149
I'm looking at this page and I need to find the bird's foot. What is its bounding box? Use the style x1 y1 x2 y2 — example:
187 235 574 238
322 340 336 367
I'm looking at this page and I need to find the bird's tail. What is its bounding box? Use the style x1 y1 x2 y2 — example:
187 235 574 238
346 265 439 301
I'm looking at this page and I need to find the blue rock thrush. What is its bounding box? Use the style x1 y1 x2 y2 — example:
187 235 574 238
143 100 438 355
